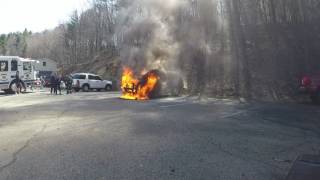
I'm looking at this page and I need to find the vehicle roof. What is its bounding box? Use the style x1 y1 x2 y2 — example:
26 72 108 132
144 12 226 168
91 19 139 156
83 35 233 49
20 59 38 62
73 73 99 76
0 56 20 60
0 56 38 63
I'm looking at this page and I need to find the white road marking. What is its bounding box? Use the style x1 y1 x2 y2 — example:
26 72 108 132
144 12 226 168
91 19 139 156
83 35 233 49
221 111 246 119
159 102 193 108
221 107 260 119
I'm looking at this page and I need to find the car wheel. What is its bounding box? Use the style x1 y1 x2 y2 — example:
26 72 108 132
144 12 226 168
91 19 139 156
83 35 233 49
3 89 11 94
97 89 101 92
105 85 112 91
9 82 17 94
316 91 320 104
82 84 90 92
311 91 320 104
74 88 80 92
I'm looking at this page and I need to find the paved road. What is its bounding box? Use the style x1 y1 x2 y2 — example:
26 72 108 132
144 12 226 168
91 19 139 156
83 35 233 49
0 91 319 180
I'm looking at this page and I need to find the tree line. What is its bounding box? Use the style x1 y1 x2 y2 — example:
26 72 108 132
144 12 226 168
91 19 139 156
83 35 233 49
1 0 319 100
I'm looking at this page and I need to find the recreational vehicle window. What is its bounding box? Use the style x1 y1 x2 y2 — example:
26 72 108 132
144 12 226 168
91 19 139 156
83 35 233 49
11 60 18 71
23 62 32 71
0 61 8 72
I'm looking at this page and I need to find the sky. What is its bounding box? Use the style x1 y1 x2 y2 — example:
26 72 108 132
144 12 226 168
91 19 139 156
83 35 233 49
0 0 90 34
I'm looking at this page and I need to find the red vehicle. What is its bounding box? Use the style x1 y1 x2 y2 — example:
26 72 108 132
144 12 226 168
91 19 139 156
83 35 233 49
300 75 320 104
33 78 42 88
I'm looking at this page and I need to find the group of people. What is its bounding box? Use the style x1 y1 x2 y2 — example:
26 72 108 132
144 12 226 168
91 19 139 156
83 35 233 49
50 73 73 95
12 71 73 95
50 73 62 95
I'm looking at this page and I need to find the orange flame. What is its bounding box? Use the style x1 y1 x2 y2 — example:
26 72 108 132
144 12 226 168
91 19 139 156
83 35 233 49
121 67 159 100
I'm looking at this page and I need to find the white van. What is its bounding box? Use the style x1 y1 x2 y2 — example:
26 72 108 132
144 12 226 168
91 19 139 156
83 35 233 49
0 56 37 93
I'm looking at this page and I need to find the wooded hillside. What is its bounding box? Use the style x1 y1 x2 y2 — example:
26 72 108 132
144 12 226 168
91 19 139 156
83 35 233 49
1 0 319 101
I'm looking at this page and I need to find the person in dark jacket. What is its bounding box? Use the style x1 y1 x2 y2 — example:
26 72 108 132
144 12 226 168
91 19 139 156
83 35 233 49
15 71 22 94
14 71 26 94
56 75 62 95
50 73 56 94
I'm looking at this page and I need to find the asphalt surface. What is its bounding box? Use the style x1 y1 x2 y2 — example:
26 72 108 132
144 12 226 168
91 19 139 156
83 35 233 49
0 90 319 180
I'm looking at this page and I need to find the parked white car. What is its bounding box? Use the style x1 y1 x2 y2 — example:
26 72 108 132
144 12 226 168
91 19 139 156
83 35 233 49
72 73 112 92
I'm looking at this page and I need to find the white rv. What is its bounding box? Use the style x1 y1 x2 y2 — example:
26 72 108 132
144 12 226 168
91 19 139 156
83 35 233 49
0 56 37 93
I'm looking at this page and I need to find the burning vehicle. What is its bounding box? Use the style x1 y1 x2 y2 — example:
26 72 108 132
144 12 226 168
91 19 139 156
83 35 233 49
121 67 183 100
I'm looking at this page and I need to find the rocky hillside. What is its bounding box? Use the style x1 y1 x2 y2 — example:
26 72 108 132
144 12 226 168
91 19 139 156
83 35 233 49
61 50 122 89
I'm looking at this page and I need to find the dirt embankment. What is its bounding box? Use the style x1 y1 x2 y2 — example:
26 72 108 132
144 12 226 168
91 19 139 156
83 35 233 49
60 50 122 90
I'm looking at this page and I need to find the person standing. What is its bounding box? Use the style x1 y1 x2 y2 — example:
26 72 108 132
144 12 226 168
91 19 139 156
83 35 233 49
15 71 22 94
40 76 45 89
14 71 26 94
50 73 56 94
56 75 62 95
65 75 73 94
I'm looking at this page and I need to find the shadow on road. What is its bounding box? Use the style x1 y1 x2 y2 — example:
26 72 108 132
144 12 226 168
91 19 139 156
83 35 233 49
0 91 34 97
0 92 14 97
